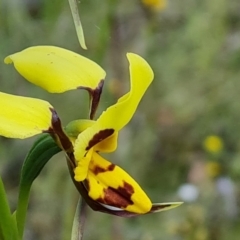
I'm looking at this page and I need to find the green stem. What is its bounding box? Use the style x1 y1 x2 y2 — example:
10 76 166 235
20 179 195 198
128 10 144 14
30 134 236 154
60 179 76 240
71 198 87 240
0 176 19 240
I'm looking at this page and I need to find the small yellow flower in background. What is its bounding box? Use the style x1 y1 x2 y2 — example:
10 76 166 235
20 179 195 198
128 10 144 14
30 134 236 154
1 46 182 217
142 0 167 11
203 135 223 154
206 162 221 178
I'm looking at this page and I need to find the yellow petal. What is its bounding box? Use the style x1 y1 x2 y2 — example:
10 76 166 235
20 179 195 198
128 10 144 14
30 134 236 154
86 152 152 214
74 53 154 161
65 119 118 152
74 148 93 181
94 131 118 153
96 53 154 131
4 46 106 93
0 92 53 139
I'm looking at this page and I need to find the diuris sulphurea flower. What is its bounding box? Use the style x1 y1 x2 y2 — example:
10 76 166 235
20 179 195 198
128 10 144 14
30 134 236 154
1 46 182 216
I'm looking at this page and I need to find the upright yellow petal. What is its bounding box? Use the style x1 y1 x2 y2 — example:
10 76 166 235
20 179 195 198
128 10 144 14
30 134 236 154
0 92 53 139
74 53 154 161
97 53 154 130
4 46 106 93
86 152 152 214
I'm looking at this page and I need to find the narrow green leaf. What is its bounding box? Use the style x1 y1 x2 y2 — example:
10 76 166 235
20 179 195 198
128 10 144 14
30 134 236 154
68 0 87 50
0 177 19 240
16 134 62 239
20 134 61 184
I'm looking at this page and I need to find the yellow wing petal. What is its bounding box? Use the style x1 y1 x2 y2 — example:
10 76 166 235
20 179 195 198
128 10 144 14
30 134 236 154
0 92 53 138
74 148 94 182
74 53 154 161
4 46 106 93
85 152 152 214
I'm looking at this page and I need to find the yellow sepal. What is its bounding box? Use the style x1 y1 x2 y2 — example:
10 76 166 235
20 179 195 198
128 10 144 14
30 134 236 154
5 46 106 93
86 152 152 214
74 53 154 162
0 92 52 138
96 53 154 130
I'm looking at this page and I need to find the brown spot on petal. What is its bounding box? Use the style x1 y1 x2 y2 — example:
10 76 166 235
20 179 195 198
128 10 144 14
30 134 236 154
93 163 116 175
86 129 114 150
97 181 134 209
118 182 134 198
108 164 115 171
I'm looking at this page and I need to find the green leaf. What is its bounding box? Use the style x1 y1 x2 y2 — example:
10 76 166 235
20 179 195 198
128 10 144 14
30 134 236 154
16 134 62 239
0 177 19 240
68 0 87 50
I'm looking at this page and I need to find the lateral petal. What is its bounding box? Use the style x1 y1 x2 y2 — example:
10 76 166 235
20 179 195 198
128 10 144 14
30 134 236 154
0 92 53 139
4 46 106 93
86 152 152 214
74 148 93 182
74 53 154 161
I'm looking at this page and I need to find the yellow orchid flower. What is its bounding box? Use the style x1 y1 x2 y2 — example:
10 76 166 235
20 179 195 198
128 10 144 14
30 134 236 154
1 46 182 216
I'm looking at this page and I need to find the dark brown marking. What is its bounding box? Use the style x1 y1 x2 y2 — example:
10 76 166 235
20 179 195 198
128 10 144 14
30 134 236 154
84 179 90 191
151 204 171 212
92 163 116 175
97 181 134 208
86 129 114 150
48 108 73 153
89 80 104 120
108 164 115 171
78 80 104 120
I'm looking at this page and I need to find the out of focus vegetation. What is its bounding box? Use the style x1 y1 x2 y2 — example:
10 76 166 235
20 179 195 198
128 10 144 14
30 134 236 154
1 0 240 239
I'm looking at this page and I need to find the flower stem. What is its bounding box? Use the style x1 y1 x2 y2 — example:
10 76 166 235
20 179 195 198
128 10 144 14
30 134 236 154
71 198 87 240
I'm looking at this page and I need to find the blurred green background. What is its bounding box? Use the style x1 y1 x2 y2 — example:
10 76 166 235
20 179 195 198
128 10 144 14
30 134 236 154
1 0 240 239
